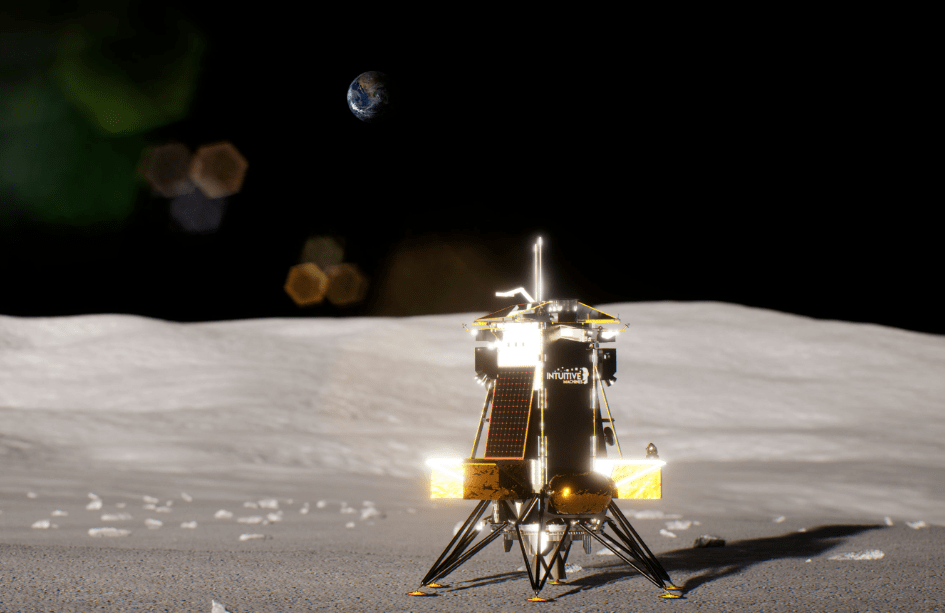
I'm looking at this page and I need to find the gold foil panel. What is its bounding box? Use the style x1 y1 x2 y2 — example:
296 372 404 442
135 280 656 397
463 463 504 499
429 459 464 499
464 462 530 500
428 459 531 500
601 460 663 500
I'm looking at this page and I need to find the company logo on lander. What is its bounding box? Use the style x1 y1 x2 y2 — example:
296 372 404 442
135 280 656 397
547 367 589 385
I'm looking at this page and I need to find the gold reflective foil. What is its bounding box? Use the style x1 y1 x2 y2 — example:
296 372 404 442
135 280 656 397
464 463 504 499
430 461 464 499
464 462 530 500
548 472 615 515
610 462 662 500
429 460 531 500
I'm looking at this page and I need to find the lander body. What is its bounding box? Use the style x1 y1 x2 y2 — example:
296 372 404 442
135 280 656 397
409 239 681 601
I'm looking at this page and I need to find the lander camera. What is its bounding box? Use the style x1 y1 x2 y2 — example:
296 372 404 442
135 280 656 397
408 238 681 602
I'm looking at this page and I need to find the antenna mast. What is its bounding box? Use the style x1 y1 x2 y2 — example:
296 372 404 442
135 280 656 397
536 237 542 302
533 243 538 304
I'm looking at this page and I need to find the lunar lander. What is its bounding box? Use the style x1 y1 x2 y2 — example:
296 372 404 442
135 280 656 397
408 239 681 602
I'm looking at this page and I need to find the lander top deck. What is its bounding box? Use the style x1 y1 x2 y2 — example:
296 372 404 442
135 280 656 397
472 299 621 326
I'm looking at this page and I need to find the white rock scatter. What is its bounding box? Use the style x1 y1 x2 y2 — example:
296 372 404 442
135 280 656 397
360 505 384 521
143 503 156 510
906 520 927 529
828 549 885 560
238 516 263 524
32 520 55 529
51 510 68 517
693 535 726 548
300 503 310 515
259 498 279 510
453 520 486 536
155 506 173 513
101 513 133 521
143 496 159 504
659 529 677 538
144 518 163 529
518 562 583 574
633 510 681 520
27 492 38 499
340 502 356 514
215 509 234 519
316 500 327 509
884 516 894 526
266 512 283 523
86 498 103 511
181 521 198 529
89 527 131 537
345 521 356 529
211 600 232 613
239 533 266 541
773 516 786 523
181 492 193 502
665 520 692 530
243 501 259 509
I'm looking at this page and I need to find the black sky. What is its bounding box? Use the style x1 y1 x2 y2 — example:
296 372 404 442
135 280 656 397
0 6 937 334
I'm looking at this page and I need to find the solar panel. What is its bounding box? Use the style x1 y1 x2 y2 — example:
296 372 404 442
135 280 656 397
484 366 535 459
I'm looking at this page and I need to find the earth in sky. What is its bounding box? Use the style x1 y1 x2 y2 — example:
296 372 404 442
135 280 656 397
346 71 392 123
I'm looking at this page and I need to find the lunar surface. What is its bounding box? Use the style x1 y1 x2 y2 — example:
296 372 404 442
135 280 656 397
1 302 943 611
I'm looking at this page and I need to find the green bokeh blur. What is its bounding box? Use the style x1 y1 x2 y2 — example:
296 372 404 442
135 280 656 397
0 8 207 231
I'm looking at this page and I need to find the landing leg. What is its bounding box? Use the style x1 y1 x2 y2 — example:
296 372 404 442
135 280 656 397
607 502 681 592
407 499 491 596
572 503 682 599
408 497 540 597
